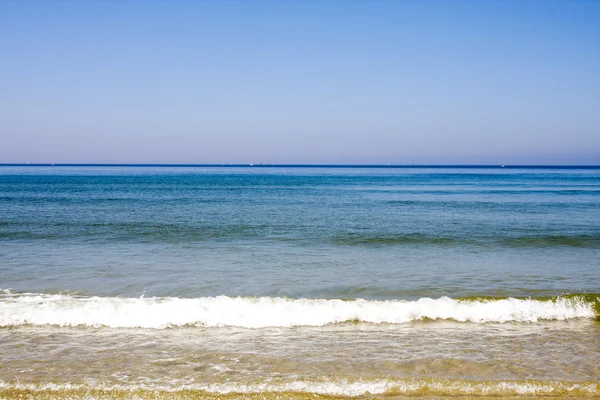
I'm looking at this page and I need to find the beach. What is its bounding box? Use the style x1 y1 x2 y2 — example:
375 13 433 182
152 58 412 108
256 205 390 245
0 165 599 398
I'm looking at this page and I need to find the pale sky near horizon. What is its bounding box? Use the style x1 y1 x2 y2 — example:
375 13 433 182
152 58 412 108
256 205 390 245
1 0 599 164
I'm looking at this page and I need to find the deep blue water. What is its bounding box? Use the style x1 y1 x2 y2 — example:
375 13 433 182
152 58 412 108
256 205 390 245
1 166 599 299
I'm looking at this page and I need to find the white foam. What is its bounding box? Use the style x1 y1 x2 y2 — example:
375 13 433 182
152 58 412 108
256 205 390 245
0 379 597 397
0 293 595 329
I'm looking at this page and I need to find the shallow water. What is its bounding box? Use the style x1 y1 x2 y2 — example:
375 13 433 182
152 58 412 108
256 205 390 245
1 166 599 398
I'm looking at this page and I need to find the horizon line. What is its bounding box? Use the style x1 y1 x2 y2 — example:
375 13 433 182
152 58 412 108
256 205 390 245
1 163 599 169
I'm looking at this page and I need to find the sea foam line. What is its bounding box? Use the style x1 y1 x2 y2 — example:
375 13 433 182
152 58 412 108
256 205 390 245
0 379 598 397
0 292 596 328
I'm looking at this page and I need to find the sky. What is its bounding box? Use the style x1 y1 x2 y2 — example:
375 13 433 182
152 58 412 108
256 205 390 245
1 0 599 165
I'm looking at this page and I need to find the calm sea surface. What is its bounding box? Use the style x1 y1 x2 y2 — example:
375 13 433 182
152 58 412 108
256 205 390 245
1 166 599 399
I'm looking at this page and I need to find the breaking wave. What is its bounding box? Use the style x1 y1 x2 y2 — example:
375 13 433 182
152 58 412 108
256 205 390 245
0 291 597 329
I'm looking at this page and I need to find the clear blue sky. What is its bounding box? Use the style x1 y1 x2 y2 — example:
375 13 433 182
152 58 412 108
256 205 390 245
1 0 599 164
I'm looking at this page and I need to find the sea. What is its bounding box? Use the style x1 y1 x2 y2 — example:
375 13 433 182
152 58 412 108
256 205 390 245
0 165 599 399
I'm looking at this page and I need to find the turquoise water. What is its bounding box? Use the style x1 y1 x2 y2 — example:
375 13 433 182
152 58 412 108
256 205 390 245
1 166 599 299
1 166 599 398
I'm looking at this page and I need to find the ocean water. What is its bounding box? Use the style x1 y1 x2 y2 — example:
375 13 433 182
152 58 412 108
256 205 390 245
0 165 599 399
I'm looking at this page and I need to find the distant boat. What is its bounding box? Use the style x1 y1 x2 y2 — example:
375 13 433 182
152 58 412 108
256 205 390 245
501 165 505 168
